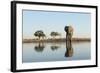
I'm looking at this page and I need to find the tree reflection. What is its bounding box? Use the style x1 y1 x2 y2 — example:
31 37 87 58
34 42 45 52
51 45 59 51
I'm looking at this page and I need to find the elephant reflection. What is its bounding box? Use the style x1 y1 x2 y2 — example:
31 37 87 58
34 42 45 52
64 26 74 57
65 42 73 57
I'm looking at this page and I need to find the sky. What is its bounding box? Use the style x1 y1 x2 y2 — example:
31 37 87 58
22 10 91 39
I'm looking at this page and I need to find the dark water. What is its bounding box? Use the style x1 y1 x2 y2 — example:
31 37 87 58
22 42 91 63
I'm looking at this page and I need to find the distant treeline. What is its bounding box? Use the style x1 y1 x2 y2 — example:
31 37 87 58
23 38 91 43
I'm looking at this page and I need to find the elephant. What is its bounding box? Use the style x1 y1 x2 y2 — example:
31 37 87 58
64 26 74 57
64 26 73 39
64 26 73 46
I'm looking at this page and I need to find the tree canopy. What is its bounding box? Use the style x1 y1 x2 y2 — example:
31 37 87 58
34 30 45 40
50 31 60 39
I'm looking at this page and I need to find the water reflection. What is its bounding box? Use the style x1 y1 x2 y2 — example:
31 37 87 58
34 42 45 52
51 45 59 51
65 44 73 57
23 42 90 63
65 39 73 57
34 42 73 57
34 42 60 52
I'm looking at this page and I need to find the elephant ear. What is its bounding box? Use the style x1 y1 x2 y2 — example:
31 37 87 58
68 26 73 35
64 26 69 32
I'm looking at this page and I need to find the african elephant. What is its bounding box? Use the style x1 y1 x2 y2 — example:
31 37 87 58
64 26 74 57
65 26 73 48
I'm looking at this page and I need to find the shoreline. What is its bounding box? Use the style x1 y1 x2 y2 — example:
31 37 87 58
23 38 91 43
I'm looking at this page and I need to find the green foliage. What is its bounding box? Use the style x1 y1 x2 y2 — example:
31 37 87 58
50 32 60 38
34 30 45 40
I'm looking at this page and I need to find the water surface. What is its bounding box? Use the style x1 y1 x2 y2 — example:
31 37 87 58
22 42 91 63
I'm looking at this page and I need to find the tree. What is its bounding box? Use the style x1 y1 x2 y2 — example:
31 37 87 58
41 33 46 40
50 32 60 39
34 30 45 40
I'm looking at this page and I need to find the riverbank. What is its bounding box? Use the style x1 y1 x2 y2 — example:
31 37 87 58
23 38 91 43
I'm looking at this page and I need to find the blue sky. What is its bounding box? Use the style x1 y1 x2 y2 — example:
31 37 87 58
23 10 91 39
